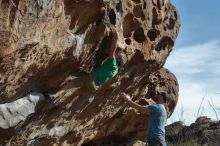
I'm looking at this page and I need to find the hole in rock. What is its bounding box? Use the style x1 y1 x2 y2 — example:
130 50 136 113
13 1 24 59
163 16 168 22
152 7 162 25
133 27 146 43
131 0 141 3
165 7 168 12
167 18 175 30
125 38 131 45
147 29 160 41
143 1 147 9
109 9 116 25
156 0 162 10
159 82 166 86
116 0 122 12
164 26 167 31
174 11 178 19
155 36 174 51
133 5 145 20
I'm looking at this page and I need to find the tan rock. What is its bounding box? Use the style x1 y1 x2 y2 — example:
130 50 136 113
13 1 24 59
0 0 180 145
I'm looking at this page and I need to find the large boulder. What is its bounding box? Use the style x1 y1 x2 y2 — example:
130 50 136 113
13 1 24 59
0 0 180 145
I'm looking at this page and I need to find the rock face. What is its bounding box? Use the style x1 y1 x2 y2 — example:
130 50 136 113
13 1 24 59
0 92 45 129
0 0 180 145
166 117 220 146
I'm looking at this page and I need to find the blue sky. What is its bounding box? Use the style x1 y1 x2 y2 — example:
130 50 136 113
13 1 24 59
165 0 220 125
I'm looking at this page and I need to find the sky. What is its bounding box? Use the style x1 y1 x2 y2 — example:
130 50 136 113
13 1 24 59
165 0 220 125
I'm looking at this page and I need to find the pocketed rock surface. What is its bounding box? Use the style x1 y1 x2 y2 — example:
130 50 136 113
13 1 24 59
0 0 180 145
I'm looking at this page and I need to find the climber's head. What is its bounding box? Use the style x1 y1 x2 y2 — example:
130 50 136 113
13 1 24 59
116 50 127 67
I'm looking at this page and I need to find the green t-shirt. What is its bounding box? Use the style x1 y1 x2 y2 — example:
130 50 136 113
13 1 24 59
91 57 119 85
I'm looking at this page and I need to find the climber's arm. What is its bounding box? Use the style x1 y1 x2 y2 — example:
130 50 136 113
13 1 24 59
108 28 118 58
121 93 149 114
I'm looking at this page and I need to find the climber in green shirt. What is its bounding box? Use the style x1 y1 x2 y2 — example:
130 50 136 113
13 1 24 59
50 27 127 100
91 56 119 85
91 28 127 85
91 29 127 85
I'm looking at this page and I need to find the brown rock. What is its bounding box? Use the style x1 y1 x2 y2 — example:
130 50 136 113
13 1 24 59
166 117 220 146
0 0 180 145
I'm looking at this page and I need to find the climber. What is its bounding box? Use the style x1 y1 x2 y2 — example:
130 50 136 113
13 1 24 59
79 27 127 93
51 27 127 99
90 28 127 86
120 92 168 146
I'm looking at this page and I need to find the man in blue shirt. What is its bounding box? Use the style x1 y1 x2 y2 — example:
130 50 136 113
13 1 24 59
121 92 168 146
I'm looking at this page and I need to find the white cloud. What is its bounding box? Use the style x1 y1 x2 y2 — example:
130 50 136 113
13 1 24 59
166 40 220 76
165 40 220 125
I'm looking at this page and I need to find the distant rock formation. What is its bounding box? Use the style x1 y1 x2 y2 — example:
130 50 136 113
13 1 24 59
166 117 220 146
0 0 180 145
